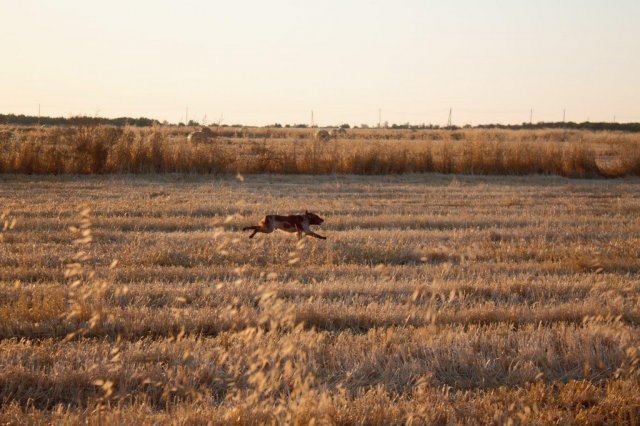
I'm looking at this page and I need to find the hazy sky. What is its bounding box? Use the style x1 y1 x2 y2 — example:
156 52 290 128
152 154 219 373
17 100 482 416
2 0 639 126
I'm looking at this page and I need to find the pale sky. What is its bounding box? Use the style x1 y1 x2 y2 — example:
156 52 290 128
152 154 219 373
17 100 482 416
1 1 639 126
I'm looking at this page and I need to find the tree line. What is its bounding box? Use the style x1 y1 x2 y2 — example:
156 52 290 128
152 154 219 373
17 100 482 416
2 113 639 132
0 114 160 127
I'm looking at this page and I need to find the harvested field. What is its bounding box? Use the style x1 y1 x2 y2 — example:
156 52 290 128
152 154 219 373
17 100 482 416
1 174 639 424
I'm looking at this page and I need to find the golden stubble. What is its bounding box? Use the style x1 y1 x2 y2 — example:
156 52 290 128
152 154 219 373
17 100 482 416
0 174 638 423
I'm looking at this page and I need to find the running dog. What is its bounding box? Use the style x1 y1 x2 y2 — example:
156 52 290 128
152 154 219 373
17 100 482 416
243 210 326 239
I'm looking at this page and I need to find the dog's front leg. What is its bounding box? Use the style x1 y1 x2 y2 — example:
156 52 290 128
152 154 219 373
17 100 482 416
307 231 326 240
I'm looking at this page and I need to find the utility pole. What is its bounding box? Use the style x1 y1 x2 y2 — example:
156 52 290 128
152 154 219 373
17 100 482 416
447 108 452 128
310 110 314 127
529 109 533 124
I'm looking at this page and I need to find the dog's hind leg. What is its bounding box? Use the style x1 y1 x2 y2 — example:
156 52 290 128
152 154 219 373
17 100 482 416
243 225 262 238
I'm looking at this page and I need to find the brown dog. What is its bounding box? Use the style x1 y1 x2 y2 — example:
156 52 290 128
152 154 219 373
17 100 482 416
243 210 326 239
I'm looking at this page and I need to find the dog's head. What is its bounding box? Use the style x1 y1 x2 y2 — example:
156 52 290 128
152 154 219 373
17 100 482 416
304 210 324 225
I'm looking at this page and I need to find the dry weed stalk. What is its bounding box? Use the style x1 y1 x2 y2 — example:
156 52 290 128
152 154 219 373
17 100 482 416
0 210 17 242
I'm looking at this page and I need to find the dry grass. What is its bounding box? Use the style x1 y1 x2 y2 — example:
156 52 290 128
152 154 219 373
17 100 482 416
1 125 640 177
0 174 639 424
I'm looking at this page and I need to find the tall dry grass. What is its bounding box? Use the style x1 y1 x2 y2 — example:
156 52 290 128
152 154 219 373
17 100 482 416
1 125 639 177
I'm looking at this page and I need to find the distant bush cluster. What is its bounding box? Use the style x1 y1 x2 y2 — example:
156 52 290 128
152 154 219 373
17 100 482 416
475 121 640 133
0 125 639 177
